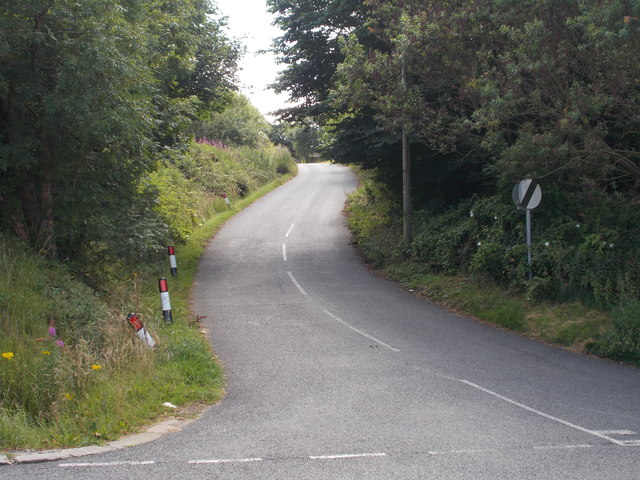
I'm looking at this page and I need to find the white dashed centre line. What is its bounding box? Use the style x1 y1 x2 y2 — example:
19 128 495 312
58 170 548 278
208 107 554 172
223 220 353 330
287 271 308 296
285 223 295 238
323 309 400 352
282 243 287 262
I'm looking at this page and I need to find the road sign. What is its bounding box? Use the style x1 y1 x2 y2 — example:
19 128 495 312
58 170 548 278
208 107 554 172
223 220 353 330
512 179 542 281
512 179 542 210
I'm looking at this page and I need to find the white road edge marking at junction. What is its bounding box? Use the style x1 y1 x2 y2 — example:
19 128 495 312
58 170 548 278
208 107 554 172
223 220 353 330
189 458 263 464
285 223 295 238
282 243 287 262
59 461 154 467
323 310 400 352
310 453 387 460
444 376 637 447
287 271 308 296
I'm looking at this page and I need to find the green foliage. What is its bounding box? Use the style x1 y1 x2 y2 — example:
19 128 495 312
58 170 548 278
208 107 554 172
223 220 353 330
149 166 205 243
193 93 271 148
0 0 240 258
0 130 296 450
347 177 635 361
346 170 402 266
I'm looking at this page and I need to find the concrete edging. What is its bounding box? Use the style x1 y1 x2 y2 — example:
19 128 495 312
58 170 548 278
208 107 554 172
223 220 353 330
2 411 205 465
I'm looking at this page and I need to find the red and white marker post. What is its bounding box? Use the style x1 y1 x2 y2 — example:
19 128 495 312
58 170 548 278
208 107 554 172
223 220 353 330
223 193 231 208
168 245 177 277
158 277 173 323
126 313 156 348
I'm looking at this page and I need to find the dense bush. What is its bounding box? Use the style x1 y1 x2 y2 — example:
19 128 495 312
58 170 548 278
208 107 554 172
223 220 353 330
408 193 640 306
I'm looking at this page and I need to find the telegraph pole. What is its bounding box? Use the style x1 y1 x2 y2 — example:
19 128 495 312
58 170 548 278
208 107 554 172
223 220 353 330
401 58 412 248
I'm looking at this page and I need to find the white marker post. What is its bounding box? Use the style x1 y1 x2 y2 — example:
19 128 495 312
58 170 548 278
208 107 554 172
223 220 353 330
168 245 177 277
223 193 231 208
158 277 173 324
512 179 542 281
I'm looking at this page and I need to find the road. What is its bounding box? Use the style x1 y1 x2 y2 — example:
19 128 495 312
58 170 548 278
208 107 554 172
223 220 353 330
6 163 640 479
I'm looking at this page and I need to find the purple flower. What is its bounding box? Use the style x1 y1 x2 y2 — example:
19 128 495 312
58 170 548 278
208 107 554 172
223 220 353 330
57 340 64 348
49 326 57 337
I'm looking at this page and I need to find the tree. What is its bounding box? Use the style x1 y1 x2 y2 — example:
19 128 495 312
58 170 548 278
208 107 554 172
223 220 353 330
268 0 370 121
0 0 241 257
333 0 640 203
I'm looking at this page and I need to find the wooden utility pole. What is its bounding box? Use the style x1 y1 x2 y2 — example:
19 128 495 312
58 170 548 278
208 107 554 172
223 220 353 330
401 59 412 248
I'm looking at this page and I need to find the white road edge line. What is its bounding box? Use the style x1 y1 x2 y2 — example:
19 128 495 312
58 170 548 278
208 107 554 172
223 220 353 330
287 271 308 296
59 461 154 467
189 458 263 465
446 376 632 447
323 310 400 352
310 453 387 460
282 243 287 262
285 223 295 238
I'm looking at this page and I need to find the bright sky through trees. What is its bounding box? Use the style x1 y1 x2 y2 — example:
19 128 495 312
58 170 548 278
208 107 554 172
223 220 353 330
215 0 289 121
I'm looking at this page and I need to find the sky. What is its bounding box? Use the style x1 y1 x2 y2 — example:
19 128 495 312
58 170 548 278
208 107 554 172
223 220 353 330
214 0 291 121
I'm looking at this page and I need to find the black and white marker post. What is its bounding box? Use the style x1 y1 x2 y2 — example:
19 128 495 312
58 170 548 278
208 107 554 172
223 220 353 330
168 245 177 277
158 277 173 324
512 178 542 281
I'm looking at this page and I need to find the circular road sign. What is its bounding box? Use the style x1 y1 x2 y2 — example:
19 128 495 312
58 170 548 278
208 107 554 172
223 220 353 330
512 179 542 210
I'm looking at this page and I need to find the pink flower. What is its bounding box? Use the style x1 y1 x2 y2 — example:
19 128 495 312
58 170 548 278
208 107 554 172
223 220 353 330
57 340 64 347
49 326 57 337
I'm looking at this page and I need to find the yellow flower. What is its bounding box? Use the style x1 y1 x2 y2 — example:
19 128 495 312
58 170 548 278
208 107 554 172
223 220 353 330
42 350 51 356
65 393 74 401
1 352 14 360
91 364 102 370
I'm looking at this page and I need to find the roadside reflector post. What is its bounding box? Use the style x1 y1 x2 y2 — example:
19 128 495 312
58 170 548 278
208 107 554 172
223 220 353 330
223 193 231 208
168 245 177 277
126 313 156 348
158 277 173 324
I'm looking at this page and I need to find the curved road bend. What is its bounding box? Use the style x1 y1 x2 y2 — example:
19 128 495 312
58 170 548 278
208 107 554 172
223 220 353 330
7 163 640 479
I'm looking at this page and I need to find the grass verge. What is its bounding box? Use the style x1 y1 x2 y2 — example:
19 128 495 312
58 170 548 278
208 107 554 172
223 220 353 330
0 173 295 452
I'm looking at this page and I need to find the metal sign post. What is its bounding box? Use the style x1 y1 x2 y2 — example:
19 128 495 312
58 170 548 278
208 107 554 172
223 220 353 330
512 179 542 281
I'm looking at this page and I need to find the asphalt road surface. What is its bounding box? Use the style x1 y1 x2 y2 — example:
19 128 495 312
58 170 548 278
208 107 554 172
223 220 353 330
6 163 640 479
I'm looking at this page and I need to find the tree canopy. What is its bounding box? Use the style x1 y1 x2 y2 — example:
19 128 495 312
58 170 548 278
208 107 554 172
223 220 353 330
0 0 240 257
271 0 640 205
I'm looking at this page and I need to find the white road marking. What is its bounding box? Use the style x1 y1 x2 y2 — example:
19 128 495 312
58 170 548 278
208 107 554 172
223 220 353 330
285 223 295 238
59 461 154 467
533 444 592 450
287 271 308 296
594 430 637 435
310 453 387 460
443 376 635 447
323 309 400 352
282 243 287 262
189 458 263 464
